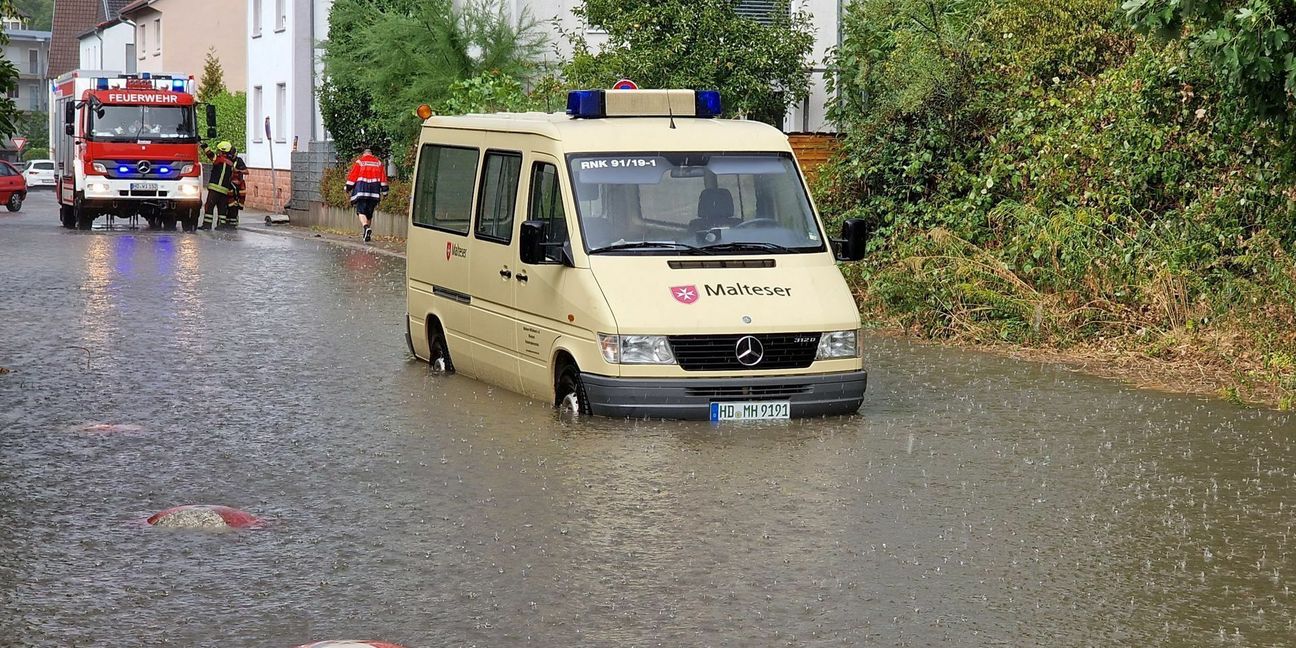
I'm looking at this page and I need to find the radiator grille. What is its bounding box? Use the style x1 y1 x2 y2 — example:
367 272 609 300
668 332 820 371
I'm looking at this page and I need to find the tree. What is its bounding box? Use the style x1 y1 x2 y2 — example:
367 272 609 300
321 0 549 164
12 0 52 30
198 48 226 102
562 0 816 125
1123 0 1296 122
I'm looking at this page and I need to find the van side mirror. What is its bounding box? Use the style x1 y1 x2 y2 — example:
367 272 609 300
205 105 217 139
64 101 75 125
834 218 871 261
520 220 573 266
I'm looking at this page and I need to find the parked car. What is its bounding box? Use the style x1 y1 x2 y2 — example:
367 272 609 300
0 161 27 211
23 159 54 188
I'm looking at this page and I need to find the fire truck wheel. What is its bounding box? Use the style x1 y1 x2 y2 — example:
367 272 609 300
145 215 161 230
162 215 178 231
5 192 22 212
60 205 76 229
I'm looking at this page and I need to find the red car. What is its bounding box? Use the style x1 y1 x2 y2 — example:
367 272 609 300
0 160 26 212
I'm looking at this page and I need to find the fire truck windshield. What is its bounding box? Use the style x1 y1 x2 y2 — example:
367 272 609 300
88 105 197 142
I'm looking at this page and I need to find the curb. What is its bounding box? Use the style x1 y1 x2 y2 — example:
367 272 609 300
239 216 407 260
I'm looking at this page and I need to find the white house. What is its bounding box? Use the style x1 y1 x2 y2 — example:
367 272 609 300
243 0 332 210
78 18 136 72
520 0 841 133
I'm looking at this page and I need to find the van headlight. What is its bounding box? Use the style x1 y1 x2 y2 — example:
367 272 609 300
816 330 860 359
598 334 677 365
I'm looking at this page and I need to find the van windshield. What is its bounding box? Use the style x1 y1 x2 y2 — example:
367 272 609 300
567 152 825 254
88 105 197 142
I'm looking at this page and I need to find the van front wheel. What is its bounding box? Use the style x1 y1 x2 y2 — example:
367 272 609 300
428 324 454 374
556 364 591 417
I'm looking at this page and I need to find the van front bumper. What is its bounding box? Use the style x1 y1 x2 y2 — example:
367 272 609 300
581 370 867 420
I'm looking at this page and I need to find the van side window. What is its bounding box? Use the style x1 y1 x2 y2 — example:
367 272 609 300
474 151 522 243
527 162 568 253
412 144 479 234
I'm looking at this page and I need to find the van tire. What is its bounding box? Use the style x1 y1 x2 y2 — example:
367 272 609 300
427 319 454 374
555 362 591 416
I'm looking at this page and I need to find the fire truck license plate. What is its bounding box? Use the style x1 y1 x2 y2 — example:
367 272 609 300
131 182 158 191
710 401 790 421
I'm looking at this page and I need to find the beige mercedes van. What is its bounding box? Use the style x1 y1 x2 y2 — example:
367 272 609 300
405 89 872 420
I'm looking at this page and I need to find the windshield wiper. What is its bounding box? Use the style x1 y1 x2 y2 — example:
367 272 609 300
699 241 795 253
588 241 699 254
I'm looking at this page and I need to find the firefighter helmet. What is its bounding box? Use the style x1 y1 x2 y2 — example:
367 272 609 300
217 140 233 152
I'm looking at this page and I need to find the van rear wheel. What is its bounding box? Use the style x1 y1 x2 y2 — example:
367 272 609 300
556 363 591 417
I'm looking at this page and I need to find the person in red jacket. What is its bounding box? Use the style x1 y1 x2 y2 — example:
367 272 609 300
345 147 390 242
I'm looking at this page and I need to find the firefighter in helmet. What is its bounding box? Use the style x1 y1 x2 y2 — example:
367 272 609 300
198 140 237 230
223 144 249 228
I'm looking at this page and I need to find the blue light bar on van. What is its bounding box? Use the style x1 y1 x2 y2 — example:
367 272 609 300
566 89 722 119
695 90 722 117
566 90 605 118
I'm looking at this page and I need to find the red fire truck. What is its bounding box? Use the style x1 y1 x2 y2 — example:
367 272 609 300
49 70 216 230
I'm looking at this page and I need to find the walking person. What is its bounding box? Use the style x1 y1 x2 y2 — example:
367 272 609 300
345 147 389 242
199 140 237 230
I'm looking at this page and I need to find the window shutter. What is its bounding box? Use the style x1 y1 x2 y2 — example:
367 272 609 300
735 0 780 25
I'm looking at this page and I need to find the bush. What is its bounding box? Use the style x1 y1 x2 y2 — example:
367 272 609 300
205 91 246 153
819 0 1296 402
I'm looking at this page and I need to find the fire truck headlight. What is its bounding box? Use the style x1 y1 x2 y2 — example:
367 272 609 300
91 162 106 174
88 182 111 194
180 164 195 175
179 184 200 196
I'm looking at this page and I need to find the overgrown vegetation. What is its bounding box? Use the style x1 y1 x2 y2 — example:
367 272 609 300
205 91 246 154
818 0 1296 408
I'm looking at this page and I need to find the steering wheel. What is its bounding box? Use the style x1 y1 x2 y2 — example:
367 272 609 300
733 217 781 229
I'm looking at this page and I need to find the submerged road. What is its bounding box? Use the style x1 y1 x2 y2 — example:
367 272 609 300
1 190 1294 646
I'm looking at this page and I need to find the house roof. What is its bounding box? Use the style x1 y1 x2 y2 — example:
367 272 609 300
9 29 53 41
117 0 156 17
49 0 106 77
77 17 126 40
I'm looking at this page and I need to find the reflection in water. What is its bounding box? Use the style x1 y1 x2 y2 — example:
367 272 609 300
77 235 116 351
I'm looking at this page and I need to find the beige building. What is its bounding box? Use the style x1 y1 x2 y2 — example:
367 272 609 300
120 0 247 88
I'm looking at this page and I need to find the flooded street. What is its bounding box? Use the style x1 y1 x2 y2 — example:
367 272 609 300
2 192 1294 646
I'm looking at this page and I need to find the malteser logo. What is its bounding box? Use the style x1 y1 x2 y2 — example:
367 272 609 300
704 283 793 297
671 285 699 304
445 242 467 260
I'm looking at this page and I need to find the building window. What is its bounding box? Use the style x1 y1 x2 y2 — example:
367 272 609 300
126 44 136 73
253 86 264 142
735 0 778 25
275 0 286 32
138 24 147 57
252 0 263 37
275 83 286 142
9 85 17 99
153 19 161 54
27 49 37 74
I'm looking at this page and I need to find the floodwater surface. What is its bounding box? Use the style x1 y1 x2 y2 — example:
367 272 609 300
1 193 1293 646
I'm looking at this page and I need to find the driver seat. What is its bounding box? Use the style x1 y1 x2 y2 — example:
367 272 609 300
689 187 741 232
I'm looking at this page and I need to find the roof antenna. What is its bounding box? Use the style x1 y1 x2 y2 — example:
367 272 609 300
668 95 677 129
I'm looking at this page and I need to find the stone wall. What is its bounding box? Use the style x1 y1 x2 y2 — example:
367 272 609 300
243 167 293 212
282 202 408 239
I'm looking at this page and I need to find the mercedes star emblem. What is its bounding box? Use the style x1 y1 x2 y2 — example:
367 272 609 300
137 160 152 174
734 335 764 366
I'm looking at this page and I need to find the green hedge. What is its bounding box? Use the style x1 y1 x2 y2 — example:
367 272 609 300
320 164 411 217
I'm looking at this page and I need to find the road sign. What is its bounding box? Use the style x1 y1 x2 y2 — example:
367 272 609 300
612 79 638 90
12 137 26 150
